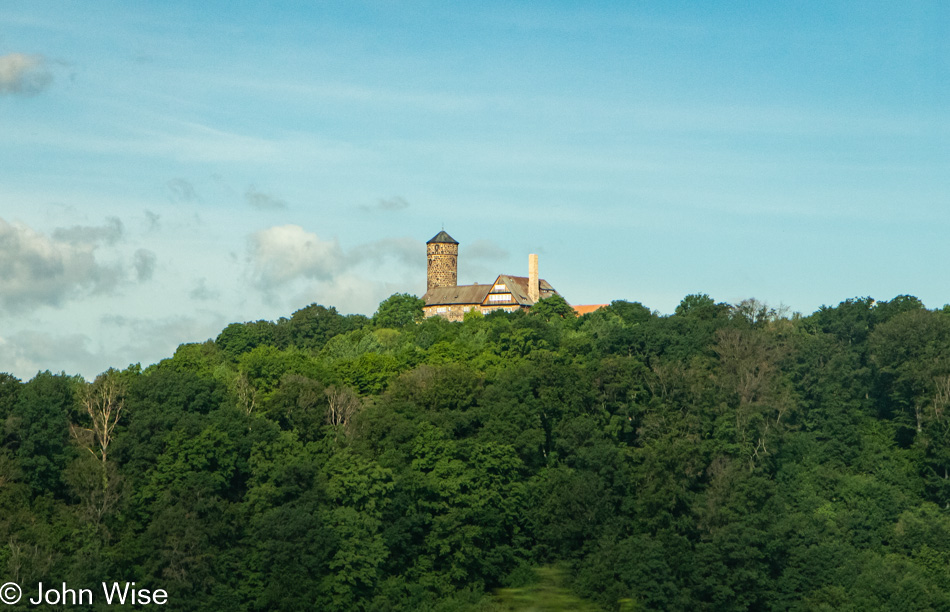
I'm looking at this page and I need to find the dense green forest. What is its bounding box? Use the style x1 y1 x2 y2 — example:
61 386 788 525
2 292 950 610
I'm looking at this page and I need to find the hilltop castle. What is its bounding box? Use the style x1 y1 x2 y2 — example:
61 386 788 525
421 230 559 321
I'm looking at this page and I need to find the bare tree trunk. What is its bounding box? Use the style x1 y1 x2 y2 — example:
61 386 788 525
234 373 258 416
77 369 126 498
325 385 362 430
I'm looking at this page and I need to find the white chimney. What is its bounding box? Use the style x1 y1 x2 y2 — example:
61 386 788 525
528 253 539 303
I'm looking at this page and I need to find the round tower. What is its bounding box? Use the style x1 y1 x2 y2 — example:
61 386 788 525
426 230 458 291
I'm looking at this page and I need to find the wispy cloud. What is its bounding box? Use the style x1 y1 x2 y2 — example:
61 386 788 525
144 210 161 230
459 239 511 282
189 278 220 301
0 53 52 96
348 237 421 269
133 249 157 282
359 196 410 213
220 77 497 114
166 178 198 203
52 217 124 246
4 116 373 170
99 313 229 374
466 239 510 261
287 274 409 317
245 186 288 210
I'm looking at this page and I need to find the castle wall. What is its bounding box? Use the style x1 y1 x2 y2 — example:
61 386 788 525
423 303 526 321
423 303 471 322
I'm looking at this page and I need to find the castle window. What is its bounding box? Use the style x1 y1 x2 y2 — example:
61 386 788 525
493 283 507 292
488 293 511 303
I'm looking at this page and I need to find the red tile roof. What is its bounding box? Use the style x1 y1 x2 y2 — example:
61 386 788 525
572 304 608 316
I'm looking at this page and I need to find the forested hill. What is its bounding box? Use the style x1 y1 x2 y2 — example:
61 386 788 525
2 292 950 610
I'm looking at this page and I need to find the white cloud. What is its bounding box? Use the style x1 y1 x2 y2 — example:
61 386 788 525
0 331 98 380
245 226 427 310
0 217 123 313
0 53 52 96
247 225 343 291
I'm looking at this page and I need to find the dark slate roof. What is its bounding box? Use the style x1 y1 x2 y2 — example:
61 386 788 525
489 275 558 306
427 230 458 244
423 284 491 306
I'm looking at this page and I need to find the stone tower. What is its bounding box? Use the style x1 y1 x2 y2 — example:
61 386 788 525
426 230 458 291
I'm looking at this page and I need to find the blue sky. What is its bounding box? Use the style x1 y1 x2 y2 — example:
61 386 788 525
1 1 948 378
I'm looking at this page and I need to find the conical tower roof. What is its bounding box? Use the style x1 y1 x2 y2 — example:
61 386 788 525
427 230 458 244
